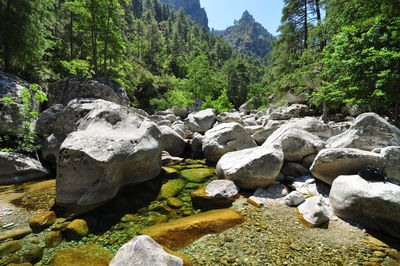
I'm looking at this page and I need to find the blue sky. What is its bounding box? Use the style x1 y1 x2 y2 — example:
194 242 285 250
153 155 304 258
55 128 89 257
200 0 285 35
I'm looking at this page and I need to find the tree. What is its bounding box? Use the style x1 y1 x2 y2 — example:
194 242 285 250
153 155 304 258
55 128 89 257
184 53 218 99
314 16 400 119
0 0 56 81
224 58 251 109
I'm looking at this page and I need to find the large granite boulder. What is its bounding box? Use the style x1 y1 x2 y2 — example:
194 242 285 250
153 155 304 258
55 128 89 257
184 108 216 133
202 122 257 162
47 77 130 108
310 148 384 185
35 104 65 137
56 100 162 215
109 235 183 266
159 125 186 156
0 71 39 136
285 117 337 141
330 175 400 239
0 152 50 185
263 125 325 162
327 113 400 151
216 146 284 189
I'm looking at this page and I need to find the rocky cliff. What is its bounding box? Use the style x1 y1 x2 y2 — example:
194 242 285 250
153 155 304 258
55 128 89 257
214 11 274 58
160 0 209 30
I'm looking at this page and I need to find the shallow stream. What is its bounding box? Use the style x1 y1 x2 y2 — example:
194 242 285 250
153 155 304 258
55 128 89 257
0 159 399 265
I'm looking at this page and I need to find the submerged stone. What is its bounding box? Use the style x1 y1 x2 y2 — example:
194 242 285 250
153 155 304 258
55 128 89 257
180 168 215 183
157 179 186 200
139 209 244 250
51 244 113 266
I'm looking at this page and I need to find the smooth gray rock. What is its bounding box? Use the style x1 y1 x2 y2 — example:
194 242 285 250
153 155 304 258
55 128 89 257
47 77 130 107
36 104 65 137
243 117 258 126
281 162 310 178
190 133 204 158
202 122 257 162
216 146 284 189
298 196 330 226
380 146 400 183
244 125 264 135
267 104 308 120
263 126 325 162
216 112 241 123
327 113 400 151
249 184 289 206
171 122 191 139
159 125 186 156
184 108 216 133
205 180 239 199
292 176 320 196
109 235 183 266
284 191 305 207
0 152 49 185
330 175 400 239
252 120 285 145
170 106 188 119
310 148 384 185
56 100 161 215
0 71 39 136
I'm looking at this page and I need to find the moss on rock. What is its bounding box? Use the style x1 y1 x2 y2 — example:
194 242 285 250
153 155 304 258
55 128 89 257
157 179 186 200
180 168 215 183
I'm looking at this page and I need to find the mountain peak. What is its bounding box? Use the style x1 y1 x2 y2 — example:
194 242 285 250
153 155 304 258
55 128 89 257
216 11 274 58
239 10 255 24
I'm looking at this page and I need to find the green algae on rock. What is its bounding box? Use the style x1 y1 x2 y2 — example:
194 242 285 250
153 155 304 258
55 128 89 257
180 168 215 183
50 243 113 266
167 197 185 208
157 178 186 200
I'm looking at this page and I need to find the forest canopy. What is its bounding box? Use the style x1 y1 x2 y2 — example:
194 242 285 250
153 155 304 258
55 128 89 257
0 0 399 119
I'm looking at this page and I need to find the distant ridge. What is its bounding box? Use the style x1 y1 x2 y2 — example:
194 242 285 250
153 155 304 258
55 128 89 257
160 0 209 30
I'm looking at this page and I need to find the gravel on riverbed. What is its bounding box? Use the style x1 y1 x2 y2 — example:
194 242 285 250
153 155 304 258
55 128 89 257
181 197 400 265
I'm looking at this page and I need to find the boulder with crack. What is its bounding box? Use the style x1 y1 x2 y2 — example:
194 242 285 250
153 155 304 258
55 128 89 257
56 100 162 216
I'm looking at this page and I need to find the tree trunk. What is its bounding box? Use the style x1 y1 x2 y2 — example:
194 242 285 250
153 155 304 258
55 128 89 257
90 0 98 76
304 0 308 49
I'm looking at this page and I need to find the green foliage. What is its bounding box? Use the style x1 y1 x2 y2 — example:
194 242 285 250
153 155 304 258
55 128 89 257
0 0 56 82
223 58 251 109
0 84 48 154
60 59 91 77
201 88 233 114
314 17 400 112
150 88 193 111
183 53 218 99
